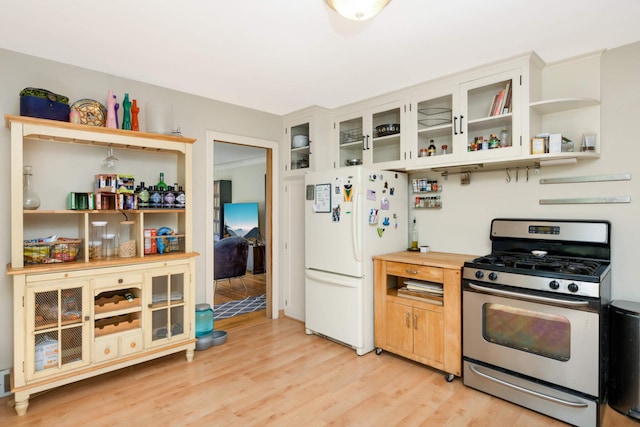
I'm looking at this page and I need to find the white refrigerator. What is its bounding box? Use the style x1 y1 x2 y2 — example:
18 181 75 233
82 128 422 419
304 166 408 355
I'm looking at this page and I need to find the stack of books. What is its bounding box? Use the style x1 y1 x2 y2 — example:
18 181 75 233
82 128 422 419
488 81 513 117
397 280 444 305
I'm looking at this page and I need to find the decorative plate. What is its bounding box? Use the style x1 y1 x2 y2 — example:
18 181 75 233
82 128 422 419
70 99 107 127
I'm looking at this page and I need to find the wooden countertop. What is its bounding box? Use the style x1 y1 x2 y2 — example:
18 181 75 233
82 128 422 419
373 251 478 270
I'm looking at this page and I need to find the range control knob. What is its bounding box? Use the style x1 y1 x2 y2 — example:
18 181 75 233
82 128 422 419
568 283 579 293
488 272 498 281
549 280 560 290
475 270 484 279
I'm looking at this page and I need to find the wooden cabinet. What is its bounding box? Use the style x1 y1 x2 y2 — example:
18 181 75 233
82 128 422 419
373 252 474 380
6 115 198 415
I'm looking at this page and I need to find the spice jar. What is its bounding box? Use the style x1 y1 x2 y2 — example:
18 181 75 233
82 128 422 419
119 221 136 258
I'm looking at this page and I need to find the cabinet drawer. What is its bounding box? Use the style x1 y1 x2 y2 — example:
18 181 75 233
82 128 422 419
385 262 443 282
94 336 118 363
120 332 143 357
93 272 143 290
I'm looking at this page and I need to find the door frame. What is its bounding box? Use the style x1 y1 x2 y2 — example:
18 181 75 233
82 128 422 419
205 131 279 319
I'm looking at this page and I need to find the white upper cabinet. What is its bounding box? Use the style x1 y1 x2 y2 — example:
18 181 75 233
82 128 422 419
332 98 408 170
406 53 543 171
282 106 331 176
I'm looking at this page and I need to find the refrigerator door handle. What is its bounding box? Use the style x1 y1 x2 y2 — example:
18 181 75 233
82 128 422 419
353 192 362 262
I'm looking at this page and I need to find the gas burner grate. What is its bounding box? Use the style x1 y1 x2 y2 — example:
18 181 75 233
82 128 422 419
472 254 601 276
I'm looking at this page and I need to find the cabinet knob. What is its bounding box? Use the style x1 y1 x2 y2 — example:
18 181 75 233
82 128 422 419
414 313 419 330
405 312 410 328
405 269 419 275
118 278 123 284
104 348 110 355
130 342 136 348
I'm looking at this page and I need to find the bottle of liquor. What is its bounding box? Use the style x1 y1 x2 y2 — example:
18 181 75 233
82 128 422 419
149 185 162 209
157 172 168 191
138 182 150 209
163 186 176 209
175 184 186 209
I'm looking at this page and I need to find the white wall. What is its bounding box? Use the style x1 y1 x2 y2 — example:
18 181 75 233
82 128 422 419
0 48 282 371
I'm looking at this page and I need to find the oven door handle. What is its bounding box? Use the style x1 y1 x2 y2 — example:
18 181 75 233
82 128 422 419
468 364 589 408
468 283 590 306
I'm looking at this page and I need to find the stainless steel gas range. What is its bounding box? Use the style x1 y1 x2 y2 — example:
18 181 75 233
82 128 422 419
462 219 611 427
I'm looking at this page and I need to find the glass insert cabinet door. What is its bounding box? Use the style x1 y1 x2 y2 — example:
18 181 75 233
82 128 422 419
25 280 90 379
148 265 189 345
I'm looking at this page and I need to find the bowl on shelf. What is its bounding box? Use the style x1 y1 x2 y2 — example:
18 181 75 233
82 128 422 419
375 123 400 137
292 135 309 148
345 158 362 166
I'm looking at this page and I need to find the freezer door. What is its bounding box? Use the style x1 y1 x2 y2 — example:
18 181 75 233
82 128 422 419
305 269 364 349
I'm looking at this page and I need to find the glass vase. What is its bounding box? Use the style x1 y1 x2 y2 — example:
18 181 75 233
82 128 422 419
23 165 41 210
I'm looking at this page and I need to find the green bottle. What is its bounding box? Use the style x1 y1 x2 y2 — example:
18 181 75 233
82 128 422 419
157 172 168 191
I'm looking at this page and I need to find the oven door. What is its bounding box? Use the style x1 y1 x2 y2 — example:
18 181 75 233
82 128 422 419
463 281 600 396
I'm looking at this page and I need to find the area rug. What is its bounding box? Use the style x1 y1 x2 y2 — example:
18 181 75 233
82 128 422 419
214 294 266 320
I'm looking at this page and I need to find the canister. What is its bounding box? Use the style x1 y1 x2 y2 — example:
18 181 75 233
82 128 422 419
90 221 108 259
195 303 214 338
119 221 136 258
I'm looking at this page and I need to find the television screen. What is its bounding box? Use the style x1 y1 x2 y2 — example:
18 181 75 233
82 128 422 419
223 202 259 240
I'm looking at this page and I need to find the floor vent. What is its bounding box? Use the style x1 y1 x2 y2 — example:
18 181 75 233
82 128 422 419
0 368 10 397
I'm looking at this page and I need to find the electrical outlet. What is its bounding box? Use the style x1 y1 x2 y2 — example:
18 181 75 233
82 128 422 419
0 368 10 397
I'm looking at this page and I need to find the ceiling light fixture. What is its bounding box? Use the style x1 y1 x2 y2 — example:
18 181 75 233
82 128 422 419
324 0 391 21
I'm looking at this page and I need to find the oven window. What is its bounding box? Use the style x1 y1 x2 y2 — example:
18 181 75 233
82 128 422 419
482 303 570 361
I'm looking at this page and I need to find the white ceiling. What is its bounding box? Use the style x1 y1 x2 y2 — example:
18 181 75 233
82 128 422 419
1 0 640 117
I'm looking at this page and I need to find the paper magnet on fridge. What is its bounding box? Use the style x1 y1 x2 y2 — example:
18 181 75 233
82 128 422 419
369 208 379 224
377 227 384 237
380 197 390 210
343 184 353 202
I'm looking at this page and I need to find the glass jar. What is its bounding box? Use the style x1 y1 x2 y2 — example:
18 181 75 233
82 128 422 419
195 303 214 337
119 221 136 258
90 221 108 259
499 129 510 148
23 165 41 210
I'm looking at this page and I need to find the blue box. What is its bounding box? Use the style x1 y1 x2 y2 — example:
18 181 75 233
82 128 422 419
19 88 70 122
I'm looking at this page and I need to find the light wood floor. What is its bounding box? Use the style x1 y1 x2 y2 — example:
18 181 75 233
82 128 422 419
214 272 266 305
1 317 635 426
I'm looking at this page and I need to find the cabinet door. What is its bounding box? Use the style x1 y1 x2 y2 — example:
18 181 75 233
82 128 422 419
335 110 366 168
412 307 444 363
458 68 522 161
282 178 306 321
369 100 406 169
25 279 91 380
146 264 190 347
385 300 413 353
284 116 312 175
408 83 459 168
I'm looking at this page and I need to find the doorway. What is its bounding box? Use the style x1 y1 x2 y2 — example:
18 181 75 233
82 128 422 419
205 131 280 322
